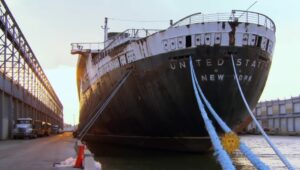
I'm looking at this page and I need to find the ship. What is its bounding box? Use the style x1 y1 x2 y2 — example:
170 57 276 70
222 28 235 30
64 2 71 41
71 10 275 152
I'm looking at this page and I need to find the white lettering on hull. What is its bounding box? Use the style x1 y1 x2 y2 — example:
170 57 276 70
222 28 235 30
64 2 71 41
217 59 224 66
233 75 253 82
170 63 176 70
170 58 267 70
170 58 266 69
179 61 186 69
200 74 225 82
169 57 266 82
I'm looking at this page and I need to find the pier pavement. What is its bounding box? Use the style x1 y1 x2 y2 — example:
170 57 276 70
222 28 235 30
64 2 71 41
0 132 78 170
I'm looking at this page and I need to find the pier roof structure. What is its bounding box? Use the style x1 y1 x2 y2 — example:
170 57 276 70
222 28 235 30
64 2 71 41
0 0 63 139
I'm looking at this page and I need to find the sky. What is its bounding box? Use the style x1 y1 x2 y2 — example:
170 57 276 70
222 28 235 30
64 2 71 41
5 0 300 124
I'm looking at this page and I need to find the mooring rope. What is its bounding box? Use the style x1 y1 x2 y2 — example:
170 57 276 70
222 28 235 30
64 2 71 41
78 70 132 140
189 57 235 170
230 55 294 170
189 56 269 170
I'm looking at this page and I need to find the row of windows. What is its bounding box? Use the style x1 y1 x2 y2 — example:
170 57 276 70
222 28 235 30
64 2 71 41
242 33 273 54
256 102 300 115
162 33 273 54
249 117 300 132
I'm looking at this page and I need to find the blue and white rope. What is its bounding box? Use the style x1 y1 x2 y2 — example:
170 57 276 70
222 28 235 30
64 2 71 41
189 56 235 170
231 55 294 170
190 56 269 170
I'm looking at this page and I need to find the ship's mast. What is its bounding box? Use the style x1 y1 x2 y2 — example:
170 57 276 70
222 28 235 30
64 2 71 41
104 17 108 42
102 17 109 47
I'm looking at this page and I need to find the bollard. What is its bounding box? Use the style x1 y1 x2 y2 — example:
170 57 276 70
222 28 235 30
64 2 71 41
74 144 85 168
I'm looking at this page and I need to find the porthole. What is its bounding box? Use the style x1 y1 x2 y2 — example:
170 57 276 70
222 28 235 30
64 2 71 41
170 38 176 50
214 33 221 44
177 37 184 48
204 33 211 45
163 40 168 50
195 34 202 46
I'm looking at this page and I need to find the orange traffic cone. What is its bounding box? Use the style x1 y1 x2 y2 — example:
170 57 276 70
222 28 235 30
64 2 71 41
74 144 85 168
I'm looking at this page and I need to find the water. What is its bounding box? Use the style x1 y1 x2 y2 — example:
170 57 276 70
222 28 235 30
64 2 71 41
89 135 300 170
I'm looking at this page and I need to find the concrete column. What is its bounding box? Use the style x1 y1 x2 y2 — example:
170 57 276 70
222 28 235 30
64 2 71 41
273 118 275 131
12 99 16 121
279 118 281 132
16 101 21 119
33 109 36 121
293 116 296 132
28 106 32 119
38 111 40 121
24 104 28 118
21 102 24 118
0 91 4 140
8 96 14 138
0 91 10 139
286 118 288 133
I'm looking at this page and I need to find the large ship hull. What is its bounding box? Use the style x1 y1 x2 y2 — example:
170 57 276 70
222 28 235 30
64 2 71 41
73 11 276 152
77 45 270 151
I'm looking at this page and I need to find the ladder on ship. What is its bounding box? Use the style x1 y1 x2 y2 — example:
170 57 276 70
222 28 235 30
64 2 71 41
77 70 132 140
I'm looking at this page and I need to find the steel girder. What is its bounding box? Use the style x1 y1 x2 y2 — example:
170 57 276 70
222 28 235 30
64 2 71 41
0 0 63 120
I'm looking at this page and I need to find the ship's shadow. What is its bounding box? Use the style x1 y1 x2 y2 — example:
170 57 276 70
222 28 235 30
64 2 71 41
86 142 221 170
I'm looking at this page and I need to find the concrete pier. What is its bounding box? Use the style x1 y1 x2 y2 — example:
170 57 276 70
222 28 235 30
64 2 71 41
0 132 77 170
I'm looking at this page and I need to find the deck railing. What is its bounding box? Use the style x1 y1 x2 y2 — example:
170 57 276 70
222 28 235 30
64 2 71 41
71 42 104 54
71 29 160 53
71 10 276 54
171 10 276 32
104 28 160 49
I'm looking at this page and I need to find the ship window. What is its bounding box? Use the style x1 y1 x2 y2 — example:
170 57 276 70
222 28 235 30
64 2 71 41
265 39 270 51
256 36 262 47
163 40 168 50
186 35 191 47
222 22 226 29
195 34 201 46
170 39 176 50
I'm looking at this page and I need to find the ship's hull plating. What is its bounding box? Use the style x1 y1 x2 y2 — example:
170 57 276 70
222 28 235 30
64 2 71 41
78 45 271 152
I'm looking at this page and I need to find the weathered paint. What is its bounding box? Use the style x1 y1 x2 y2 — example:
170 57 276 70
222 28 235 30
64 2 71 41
74 11 276 151
80 21 275 93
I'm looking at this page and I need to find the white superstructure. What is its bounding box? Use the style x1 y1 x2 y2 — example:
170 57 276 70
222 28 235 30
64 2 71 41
71 10 276 93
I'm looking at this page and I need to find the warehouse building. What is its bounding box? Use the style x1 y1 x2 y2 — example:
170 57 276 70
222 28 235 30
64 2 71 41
247 96 300 135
